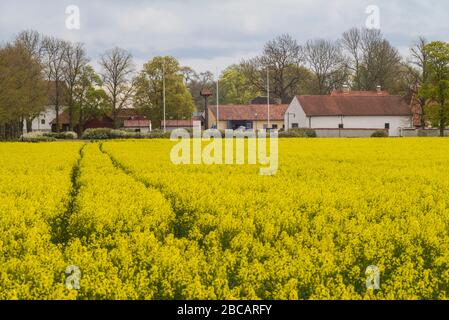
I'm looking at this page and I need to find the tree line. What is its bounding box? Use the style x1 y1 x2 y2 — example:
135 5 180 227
1 28 448 139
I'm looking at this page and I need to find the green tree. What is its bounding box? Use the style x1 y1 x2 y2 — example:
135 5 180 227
73 65 108 134
134 56 195 128
219 65 261 104
420 41 449 136
0 43 47 139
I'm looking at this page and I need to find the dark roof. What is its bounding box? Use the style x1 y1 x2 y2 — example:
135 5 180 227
208 104 289 121
162 116 203 127
84 117 114 129
51 108 145 125
117 109 145 120
296 95 411 117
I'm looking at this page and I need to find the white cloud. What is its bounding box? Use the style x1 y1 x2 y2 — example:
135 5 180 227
181 50 261 74
117 7 187 35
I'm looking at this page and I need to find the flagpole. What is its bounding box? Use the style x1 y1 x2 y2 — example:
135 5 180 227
163 58 166 133
216 69 219 129
267 67 270 130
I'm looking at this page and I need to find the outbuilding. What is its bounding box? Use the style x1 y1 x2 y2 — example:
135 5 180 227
284 90 413 137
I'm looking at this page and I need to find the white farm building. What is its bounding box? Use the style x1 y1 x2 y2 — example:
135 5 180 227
284 90 413 137
23 106 65 132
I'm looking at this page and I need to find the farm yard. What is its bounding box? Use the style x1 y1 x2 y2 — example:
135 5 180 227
1 138 449 300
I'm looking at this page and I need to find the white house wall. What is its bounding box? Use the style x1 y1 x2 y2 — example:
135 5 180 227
284 97 308 128
309 116 341 129
24 106 72 132
23 106 58 132
342 116 411 136
310 116 411 136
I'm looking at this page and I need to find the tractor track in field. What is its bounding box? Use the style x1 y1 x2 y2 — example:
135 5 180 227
98 142 194 238
50 143 87 246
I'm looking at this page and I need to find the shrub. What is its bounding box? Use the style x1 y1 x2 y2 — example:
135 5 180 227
82 128 114 140
20 132 57 142
110 129 130 139
82 128 173 140
279 128 317 138
43 131 78 140
371 130 389 138
147 129 172 139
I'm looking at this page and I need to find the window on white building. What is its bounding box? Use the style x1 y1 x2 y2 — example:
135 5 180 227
385 123 390 129
292 123 299 128
41 119 45 125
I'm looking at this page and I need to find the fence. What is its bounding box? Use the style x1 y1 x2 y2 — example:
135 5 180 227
0 121 23 141
400 128 449 137
314 128 387 138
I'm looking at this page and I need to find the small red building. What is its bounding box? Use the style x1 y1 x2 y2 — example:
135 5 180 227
84 116 115 129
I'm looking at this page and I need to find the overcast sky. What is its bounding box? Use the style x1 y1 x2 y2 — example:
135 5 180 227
1 0 448 74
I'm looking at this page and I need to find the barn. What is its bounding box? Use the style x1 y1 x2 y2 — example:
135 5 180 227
284 89 413 137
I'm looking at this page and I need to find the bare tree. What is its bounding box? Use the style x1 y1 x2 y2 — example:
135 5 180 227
341 28 402 92
43 36 69 132
184 70 215 112
363 37 402 91
341 28 362 89
64 42 88 131
408 37 429 127
99 47 135 128
241 34 305 103
15 30 45 63
303 39 349 94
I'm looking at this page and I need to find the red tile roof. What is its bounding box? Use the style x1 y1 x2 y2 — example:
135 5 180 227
50 109 70 125
123 119 151 127
208 104 289 121
330 90 389 97
297 95 411 117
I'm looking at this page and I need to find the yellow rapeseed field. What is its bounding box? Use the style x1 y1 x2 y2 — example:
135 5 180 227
1 138 449 299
